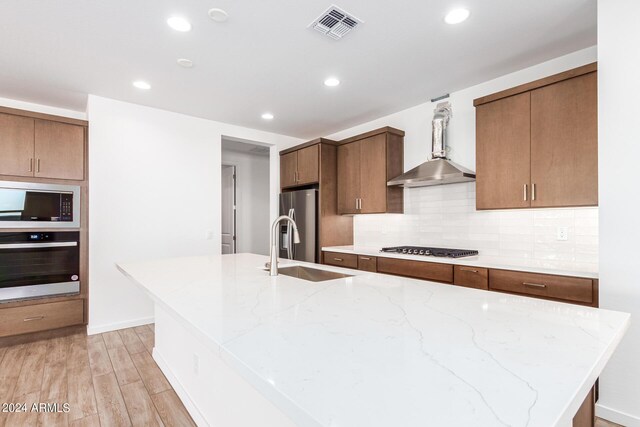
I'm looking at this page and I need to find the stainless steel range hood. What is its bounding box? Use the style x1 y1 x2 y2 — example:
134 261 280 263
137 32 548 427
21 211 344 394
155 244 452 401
387 102 476 188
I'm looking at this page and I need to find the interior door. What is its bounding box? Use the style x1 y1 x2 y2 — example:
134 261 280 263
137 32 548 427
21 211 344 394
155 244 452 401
476 92 532 209
530 72 598 207
221 165 236 254
34 120 85 180
337 141 360 214
359 134 387 213
0 113 35 177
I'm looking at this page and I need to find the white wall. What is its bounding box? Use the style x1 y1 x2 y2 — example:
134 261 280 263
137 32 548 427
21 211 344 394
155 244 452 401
327 46 599 274
355 183 598 274
0 95 86 120
221 145 270 255
597 2 640 425
87 95 302 333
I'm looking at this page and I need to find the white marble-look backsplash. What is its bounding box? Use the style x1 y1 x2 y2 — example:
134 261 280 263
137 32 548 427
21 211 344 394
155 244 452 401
354 182 598 274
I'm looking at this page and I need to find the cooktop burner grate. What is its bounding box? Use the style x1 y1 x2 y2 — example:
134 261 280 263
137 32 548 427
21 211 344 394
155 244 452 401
380 246 479 258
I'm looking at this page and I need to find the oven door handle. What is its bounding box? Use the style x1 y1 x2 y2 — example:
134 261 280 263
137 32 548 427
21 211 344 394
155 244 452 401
0 242 78 249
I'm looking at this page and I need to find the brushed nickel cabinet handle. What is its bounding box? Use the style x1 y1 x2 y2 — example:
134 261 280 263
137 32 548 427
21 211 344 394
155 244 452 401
523 184 528 201
460 267 479 273
358 198 362 210
29 158 33 172
531 183 536 201
360 257 371 260
333 258 344 262
24 315 45 322
355 199 358 210
523 282 546 289
36 158 41 173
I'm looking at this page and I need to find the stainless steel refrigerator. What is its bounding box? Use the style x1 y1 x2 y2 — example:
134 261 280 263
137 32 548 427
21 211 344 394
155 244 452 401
279 189 317 263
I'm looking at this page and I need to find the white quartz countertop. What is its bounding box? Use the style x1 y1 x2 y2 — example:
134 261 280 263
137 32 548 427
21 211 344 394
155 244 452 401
118 253 628 427
323 246 599 279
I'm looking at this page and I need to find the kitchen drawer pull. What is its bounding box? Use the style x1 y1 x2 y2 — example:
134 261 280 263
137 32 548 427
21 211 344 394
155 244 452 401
23 316 45 322
460 267 479 273
360 257 371 260
29 158 33 173
523 282 546 289
333 258 344 262
36 158 41 173
523 184 528 201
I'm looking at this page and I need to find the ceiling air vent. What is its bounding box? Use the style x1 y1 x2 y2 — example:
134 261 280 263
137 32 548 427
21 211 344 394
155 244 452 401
309 5 363 40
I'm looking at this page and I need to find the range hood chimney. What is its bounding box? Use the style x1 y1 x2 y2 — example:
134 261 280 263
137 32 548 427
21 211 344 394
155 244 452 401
387 102 476 188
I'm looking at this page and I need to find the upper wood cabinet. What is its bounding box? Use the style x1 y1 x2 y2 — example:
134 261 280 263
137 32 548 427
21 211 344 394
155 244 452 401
0 109 86 181
0 113 35 177
279 144 319 189
337 127 404 215
34 120 85 180
530 72 598 207
475 63 598 210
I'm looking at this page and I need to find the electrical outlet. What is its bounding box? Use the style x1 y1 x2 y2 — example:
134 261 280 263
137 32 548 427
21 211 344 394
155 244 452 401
193 353 199 375
556 227 568 241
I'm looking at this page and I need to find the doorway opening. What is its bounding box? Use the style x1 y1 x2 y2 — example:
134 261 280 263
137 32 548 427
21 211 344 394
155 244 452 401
221 137 271 255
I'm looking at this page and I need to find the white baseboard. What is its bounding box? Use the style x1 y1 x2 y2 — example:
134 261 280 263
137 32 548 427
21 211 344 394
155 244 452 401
596 403 640 427
152 348 209 427
87 316 154 335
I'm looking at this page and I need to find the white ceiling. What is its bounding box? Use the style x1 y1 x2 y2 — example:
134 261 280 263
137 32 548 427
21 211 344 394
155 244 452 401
0 0 596 139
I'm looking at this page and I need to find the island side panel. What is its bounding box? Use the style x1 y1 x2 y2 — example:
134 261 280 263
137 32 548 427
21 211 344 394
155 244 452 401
152 304 299 427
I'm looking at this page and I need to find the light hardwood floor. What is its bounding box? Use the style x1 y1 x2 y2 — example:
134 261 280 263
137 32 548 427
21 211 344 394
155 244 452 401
0 324 195 427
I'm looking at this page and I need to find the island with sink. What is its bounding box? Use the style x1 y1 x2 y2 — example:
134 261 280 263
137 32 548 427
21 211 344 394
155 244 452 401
117 253 629 427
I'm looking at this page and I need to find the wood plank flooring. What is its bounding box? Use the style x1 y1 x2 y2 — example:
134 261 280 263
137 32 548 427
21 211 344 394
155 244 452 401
0 325 195 427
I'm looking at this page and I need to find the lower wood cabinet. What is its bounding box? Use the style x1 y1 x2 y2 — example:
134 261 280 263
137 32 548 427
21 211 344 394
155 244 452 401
357 255 377 272
323 251 358 269
377 257 453 283
0 299 84 338
453 266 489 290
321 250 597 307
489 270 593 305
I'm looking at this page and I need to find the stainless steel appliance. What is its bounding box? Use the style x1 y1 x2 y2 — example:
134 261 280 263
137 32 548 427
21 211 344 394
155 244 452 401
387 102 476 188
381 246 478 258
0 180 80 228
0 231 80 302
279 189 318 263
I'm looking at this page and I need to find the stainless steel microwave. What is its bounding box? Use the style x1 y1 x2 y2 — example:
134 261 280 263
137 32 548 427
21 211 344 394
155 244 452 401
0 181 80 228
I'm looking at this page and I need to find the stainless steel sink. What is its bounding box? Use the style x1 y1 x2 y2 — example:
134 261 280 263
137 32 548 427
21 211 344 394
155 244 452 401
266 265 353 282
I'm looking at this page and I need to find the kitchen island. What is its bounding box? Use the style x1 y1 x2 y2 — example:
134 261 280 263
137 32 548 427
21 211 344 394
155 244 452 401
117 253 629 427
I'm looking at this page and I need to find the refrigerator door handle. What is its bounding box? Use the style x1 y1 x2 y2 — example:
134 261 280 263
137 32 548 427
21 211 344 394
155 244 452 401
288 208 296 260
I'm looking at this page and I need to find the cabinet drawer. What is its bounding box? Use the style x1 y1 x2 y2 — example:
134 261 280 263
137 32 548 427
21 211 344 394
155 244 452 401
323 252 358 269
454 266 489 290
377 257 453 283
0 299 84 338
357 255 377 272
489 270 593 304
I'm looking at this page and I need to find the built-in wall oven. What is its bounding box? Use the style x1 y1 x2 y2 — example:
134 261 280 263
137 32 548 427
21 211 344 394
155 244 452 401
0 180 80 228
0 231 80 302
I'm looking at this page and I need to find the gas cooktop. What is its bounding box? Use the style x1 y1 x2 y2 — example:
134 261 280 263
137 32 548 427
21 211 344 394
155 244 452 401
380 246 479 258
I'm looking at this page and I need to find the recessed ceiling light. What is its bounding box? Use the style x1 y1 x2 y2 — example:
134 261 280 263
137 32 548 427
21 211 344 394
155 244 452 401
208 8 229 22
132 80 151 90
167 16 192 32
261 113 274 120
324 77 340 87
177 58 194 68
444 8 470 25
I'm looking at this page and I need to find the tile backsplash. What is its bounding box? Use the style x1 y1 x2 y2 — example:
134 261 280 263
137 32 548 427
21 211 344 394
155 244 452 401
354 182 598 273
